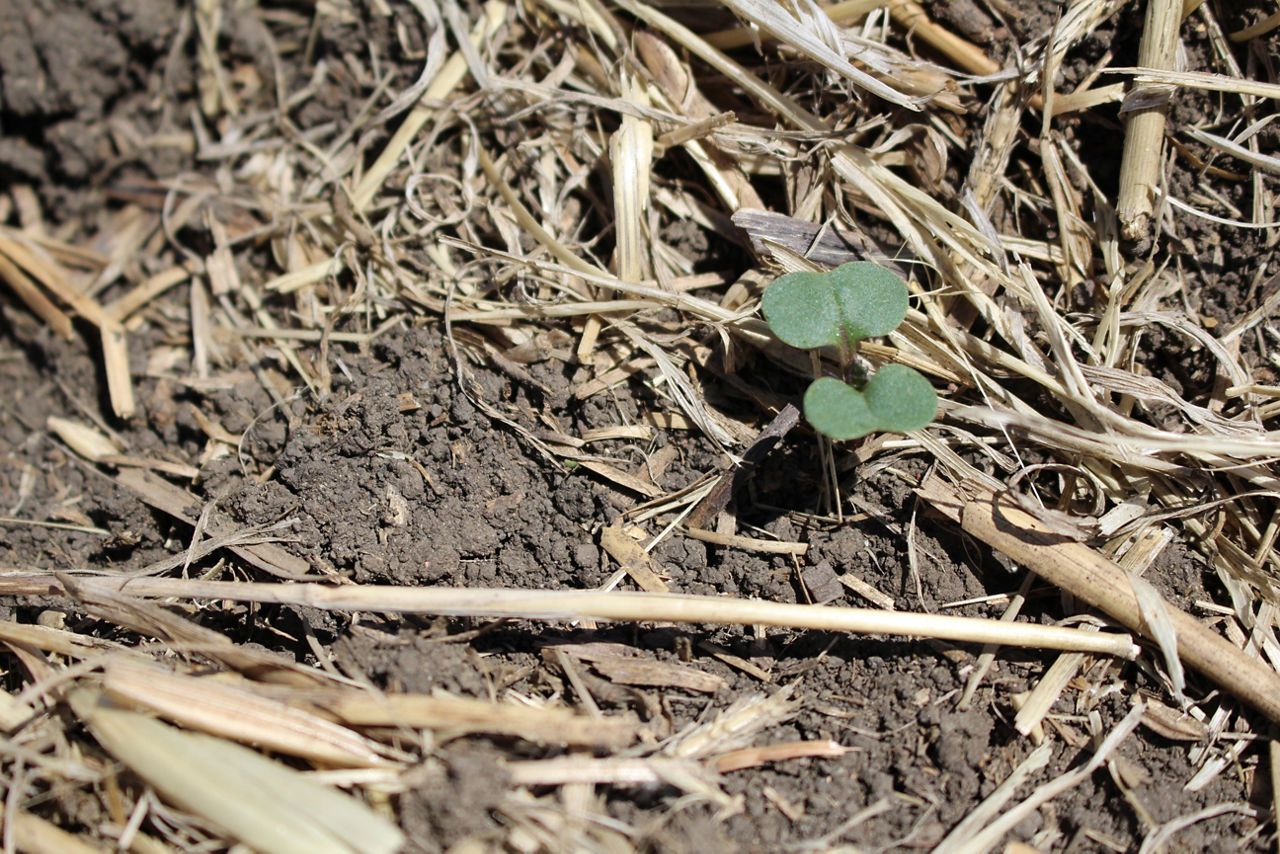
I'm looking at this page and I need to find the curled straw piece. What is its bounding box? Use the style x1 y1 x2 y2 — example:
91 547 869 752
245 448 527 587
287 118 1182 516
919 475 1280 726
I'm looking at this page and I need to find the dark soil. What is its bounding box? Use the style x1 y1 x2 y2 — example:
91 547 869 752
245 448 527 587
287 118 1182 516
0 0 1276 851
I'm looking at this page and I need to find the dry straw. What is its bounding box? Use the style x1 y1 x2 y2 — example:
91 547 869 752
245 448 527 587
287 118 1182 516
6 573 1137 658
3 0 1280 848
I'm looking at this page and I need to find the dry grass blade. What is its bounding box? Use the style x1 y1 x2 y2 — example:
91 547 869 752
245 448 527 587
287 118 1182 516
296 691 639 749
115 468 317 580
600 521 671 592
104 260 199 322
683 527 808 555
1229 10 1280 41
1012 627 1095 737
46 416 121 461
1183 126 1280 176
1139 803 1260 854
712 739 847 772
932 741 1054 853
1114 66 1280 99
947 704 1146 854
352 1 508 213
101 661 399 768
505 755 714 792
0 619 123 663
0 241 73 339
637 32 764 211
886 0 1007 82
610 74 653 283
664 686 800 759
74 690 404 854
63 576 329 685
718 0 921 109
0 234 134 416
5 811 107 854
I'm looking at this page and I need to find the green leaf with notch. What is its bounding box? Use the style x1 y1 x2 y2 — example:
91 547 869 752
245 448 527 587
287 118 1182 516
761 262 908 352
803 365 937 440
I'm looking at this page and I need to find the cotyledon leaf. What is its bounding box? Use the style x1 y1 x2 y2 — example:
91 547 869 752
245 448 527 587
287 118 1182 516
761 262 908 352
803 366 937 440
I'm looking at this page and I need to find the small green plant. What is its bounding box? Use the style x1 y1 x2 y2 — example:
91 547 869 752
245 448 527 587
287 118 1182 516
762 262 937 440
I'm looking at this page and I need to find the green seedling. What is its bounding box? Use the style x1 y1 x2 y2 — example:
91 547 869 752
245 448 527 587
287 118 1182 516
762 262 937 440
